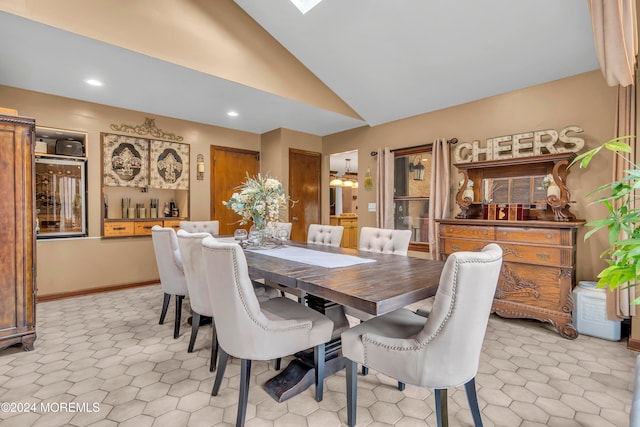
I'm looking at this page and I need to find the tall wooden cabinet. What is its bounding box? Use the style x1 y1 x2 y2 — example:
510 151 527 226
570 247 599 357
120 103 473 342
0 114 36 351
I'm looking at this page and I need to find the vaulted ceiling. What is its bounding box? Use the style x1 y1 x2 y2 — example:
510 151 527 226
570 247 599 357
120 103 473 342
0 1 599 137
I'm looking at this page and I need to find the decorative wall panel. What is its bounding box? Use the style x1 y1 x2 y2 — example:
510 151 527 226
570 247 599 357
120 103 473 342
150 140 189 190
102 134 149 188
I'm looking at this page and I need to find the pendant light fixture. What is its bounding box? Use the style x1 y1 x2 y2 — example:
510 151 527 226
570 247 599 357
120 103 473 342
330 176 344 186
330 158 357 187
343 158 355 187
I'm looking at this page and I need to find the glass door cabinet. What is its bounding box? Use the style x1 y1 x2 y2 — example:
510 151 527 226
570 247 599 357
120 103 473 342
35 157 87 237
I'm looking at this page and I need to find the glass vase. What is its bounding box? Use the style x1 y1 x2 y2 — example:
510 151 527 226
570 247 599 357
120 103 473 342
249 224 274 248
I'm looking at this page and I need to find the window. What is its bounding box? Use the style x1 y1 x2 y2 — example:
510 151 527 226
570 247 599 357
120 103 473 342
393 147 432 252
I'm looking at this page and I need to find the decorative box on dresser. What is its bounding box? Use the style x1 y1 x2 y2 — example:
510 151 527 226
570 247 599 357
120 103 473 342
0 114 36 351
438 152 584 339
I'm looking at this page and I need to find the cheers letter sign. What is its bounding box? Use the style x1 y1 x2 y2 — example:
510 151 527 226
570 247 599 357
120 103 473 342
453 125 584 163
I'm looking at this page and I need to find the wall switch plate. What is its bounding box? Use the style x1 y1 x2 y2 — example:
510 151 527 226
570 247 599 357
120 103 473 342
368 203 376 212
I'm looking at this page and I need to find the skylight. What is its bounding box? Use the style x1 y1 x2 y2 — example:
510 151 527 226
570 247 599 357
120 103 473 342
289 0 323 14
85 78 103 87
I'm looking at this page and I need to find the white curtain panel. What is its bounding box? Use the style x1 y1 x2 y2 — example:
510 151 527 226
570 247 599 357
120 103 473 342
428 138 450 259
589 0 637 87
376 148 394 229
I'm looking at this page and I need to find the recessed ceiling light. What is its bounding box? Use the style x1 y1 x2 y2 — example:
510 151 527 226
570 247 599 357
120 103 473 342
85 79 103 87
289 0 323 14
227 111 239 117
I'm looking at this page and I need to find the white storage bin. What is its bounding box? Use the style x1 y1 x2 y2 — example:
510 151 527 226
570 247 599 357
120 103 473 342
572 281 621 341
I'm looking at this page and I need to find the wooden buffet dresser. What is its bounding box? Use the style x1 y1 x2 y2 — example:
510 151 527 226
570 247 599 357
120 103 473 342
0 114 36 351
438 219 582 339
439 152 584 339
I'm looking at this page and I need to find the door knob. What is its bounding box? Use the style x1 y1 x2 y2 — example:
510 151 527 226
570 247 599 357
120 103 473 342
292 216 298 221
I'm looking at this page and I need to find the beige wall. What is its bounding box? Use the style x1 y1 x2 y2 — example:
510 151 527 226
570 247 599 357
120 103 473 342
1 70 620 296
1 85 260 296
323 70 617 283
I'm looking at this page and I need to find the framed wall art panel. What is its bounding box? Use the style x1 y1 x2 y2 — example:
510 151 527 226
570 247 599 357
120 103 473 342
150 140 190 190
102 133 149 188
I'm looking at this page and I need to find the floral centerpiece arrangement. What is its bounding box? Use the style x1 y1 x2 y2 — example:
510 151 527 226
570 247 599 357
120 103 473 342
222 173 292 235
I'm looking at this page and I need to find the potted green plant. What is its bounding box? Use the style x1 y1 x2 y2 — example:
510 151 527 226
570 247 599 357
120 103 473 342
571 135 639 304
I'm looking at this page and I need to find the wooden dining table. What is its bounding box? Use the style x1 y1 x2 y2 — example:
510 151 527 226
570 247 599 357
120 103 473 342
244 241 444 317
239 240 445 402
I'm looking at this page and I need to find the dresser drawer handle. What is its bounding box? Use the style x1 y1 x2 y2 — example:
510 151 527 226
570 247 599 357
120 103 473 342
536 253 551 261
546 233 552 239
143 225 154 230
451 245 461 251
113 227 126 231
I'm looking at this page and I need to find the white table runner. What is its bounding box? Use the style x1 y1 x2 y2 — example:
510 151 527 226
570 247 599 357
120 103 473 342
247 246 376 269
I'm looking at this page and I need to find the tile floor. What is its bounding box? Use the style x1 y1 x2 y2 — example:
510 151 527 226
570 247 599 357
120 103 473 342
0 285 636 427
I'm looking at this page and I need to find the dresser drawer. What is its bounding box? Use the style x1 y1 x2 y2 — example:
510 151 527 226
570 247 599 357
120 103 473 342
442 239 567 267
495 226 561 245
135 221 163 235
341 218 357 227
163 219 182 231
439 224 494 240
500 243 567 266
104 222 134 237
441 238 486 254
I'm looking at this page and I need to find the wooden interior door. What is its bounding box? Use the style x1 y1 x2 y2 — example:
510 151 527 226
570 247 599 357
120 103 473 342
211 146 259 235
288 148 321 241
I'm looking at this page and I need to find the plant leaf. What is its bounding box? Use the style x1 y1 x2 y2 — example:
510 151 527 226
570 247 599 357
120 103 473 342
604 139 633 152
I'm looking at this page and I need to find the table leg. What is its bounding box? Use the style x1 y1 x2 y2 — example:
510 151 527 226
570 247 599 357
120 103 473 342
263 296 350 402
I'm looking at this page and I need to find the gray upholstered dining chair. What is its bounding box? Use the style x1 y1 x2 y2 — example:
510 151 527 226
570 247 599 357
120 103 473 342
347 227 412 322
263 221 299 300
151 225 189 339
176 230 218 372
345 226 412 380
201 237 334 427
630 355 640 427
346 227 412 324
307 224 344 247
341 243 503 427
358 226 412 256
179 220 220 235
